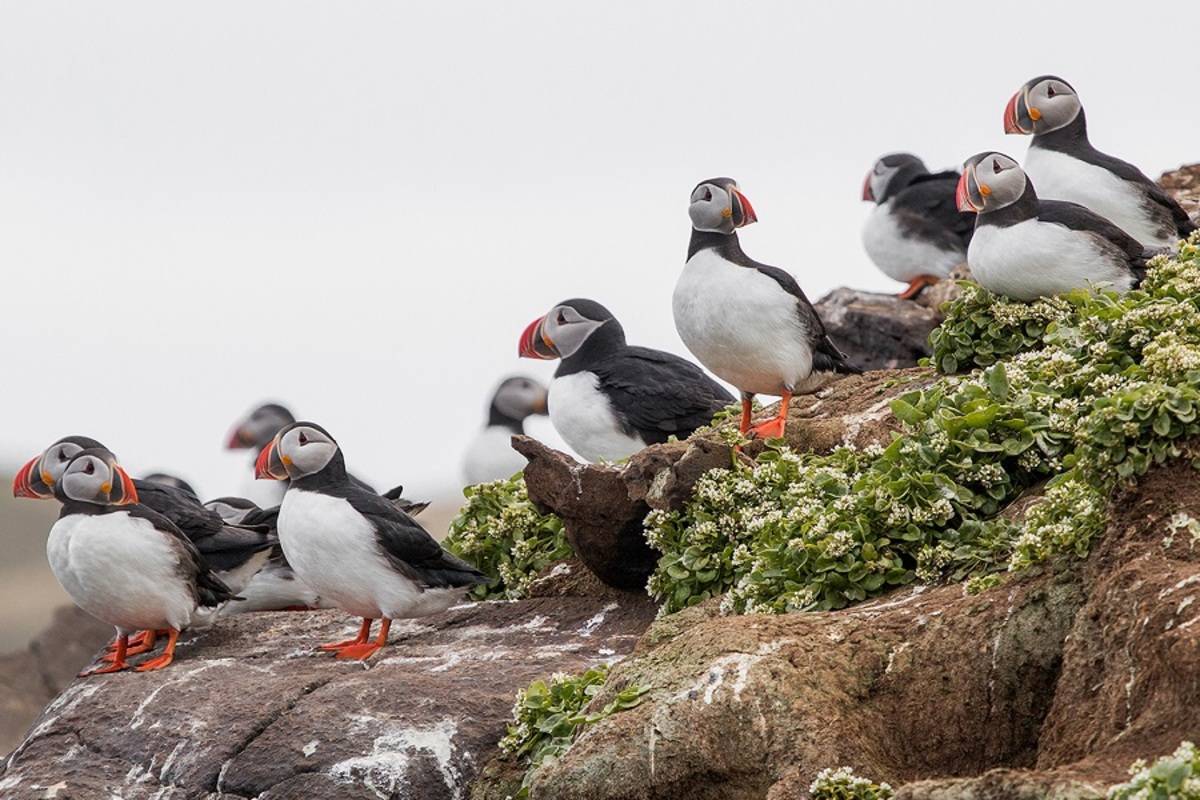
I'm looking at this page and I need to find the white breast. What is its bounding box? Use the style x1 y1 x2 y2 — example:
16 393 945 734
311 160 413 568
277 489 460 620
1024 147 1171 247
46 512 198 634
461 426 527 485
673 249 813 397
225 558 331 613
861 201 963 284
548 372 645 463
968 219 1134 301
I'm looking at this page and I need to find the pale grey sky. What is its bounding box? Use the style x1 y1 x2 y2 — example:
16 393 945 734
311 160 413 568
2 1 1197 500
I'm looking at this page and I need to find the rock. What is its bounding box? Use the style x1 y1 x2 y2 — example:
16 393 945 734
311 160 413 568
0 606 112 756
470 457 1200 799
1159 162 1200 220
0 595 656 799
814 288 941 371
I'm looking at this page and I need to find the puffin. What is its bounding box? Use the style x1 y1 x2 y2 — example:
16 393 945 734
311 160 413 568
956 151 1151 301
14 436 276 597
44 447 237 674
861 153 975 298
673 177 860 440
461 376 549 485
255 422 487 660
1005 75 1196 248
141 472 200 498
518 299 733 463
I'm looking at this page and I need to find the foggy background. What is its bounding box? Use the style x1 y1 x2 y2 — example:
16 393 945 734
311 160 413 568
1 1 1197 646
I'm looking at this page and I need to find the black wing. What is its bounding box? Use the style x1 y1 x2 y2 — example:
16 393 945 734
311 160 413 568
748 264 863 376
894 175 976 249
591 348 734 444
123 504 240 607
1080 149 1196 238
134 479 225 541
382 485 431 517
337 487 486 589
1038 199 1150 267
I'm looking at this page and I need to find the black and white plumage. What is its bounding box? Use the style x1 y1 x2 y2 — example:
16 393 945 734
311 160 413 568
256 422 486 660
518 299 733 463
956 152 1151 301
141 472 200 498
45 448 237 674
861 153 975 297
673 177 860 439
462 376 549 485
1005 75 1196 248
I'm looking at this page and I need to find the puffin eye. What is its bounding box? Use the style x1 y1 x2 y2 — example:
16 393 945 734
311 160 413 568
993 160 1004 175
702 188 713 202
58 450 68 461
556 311 568 325
84 461 95 475
298 432 308 446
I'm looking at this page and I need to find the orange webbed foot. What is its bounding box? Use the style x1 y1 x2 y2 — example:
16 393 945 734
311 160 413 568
749 417 786 440
333 642 385 661
134 628 180 672
897 275 939 300
320 619 373 652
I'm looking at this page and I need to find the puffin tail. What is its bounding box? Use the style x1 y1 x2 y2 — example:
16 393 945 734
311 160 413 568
197 568 243 608
813 335 863 375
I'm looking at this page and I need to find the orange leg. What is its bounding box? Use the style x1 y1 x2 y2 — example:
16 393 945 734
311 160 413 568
320 618 373 652
335 619 391 661
749 391 792 440
739 395 754 435
897 274 940 300
102 629 164 662
135 628 180 672
81 635 130 676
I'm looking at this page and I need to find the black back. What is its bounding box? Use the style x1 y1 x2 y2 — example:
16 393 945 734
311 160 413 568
891 171 975 250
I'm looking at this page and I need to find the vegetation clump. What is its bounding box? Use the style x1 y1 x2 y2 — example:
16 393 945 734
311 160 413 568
443 474 571 600
647 235 1200 614
499 665 650 798
1108 741 1200 799
809 766 895 800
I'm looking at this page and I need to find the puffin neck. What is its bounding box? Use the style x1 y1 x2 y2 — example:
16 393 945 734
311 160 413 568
289 450 351 492
59 498 120 518
488 404 526 435
978 183 1040 228
688 228 744 261
1030 108 1090 155
555 320 626 378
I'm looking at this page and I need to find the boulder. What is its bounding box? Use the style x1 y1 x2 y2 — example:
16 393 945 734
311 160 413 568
1159 162 1200 220
0 595 656 799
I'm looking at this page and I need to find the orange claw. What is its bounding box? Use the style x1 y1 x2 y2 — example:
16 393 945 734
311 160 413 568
135 628 180 672
334 619 391 661
749 391 791 440
320 619 373 652
81 634 130 676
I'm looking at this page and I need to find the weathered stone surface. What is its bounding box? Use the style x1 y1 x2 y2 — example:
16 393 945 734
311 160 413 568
814 288 941 371
472 458 1200 800
1159 162 1200 220
1 596 655 799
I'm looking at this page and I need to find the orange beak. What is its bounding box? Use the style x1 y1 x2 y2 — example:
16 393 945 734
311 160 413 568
955 170 979 213
255 439 288 480
861 172 874 202
12 456 43 499
732 189 758 226
111 466 139 506
1004 91 1031 135
518 316 557 360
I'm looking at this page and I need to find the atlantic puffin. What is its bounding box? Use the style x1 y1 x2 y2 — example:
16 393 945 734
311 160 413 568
861 153 975 298
45 447 237 674
14 436 275 596
518 299 733 462
673 178 860 440
462 376 549 484
1004 75 1196 248
956 151 1150 301
141 472 200 498
256 422 486 660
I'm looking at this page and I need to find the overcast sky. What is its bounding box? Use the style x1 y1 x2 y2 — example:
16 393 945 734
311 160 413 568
2 1 1197 501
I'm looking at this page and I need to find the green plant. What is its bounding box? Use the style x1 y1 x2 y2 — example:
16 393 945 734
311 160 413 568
1109 741 1200 799
499 665 651 798
647 235 1200 615
443 474 572 600
809 766 895 800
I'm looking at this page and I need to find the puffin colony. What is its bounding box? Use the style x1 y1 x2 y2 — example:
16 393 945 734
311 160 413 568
11 72 1197 675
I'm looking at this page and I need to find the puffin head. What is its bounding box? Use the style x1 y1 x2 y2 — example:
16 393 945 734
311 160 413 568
862 153 928 204
13 435 108 500
226 403 295 450
255 421 340 481
519 299 623 362
60 448 139 506
956 152 1028 214
688 178 757 234
490 376 549 421
1005 75 1081 136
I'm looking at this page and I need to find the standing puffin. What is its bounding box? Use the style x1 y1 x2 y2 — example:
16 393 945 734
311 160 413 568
45 447 236 674
256 422 487 660
1005 75 1196 248
14 436 275 597
518 299 733 463
956 151 1150 301
462 376 549 485
674 177 860 440
861 153 975 298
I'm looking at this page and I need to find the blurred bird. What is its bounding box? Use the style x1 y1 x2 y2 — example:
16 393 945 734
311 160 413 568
519 299 732 463
256 422 487 660
956 151 1150 300
44 447 237 674
141 472 200 498
674 177 860 440
1004 75 1196 248
861 153 974 298
461 376 548 485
